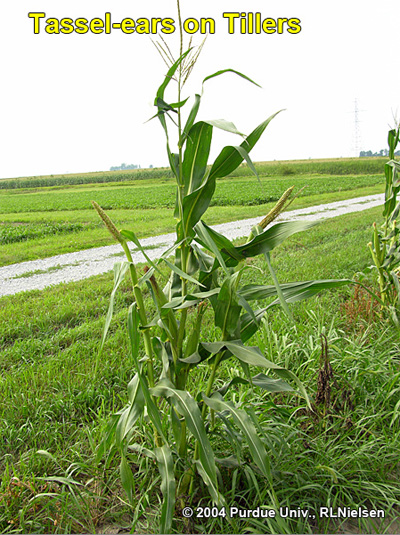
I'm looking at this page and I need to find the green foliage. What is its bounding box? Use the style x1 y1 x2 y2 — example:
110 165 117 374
0 222 86 244
1 209 400 533
91 39 353 531
366 126 400 321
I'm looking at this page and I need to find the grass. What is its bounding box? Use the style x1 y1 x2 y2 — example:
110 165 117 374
1 204 399 534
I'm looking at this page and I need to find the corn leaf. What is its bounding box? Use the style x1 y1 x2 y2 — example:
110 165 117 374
239 279 352 302
194 220 228 273
115 374 144 447
127 304 167 443
194 220 243 264
203 119 244 137
182 122 213 195
214 274 242 338
216 374 294 396
181 93 201 144
208 111 282 181
202 393 271 480
202 68 261 88
236 220 316 258
120 229 163 277
162 258 205 287
150 378 219 500
99 261 130 354
155 445 176 534
156 49 191 101
201 340 310 408
120 454 136 504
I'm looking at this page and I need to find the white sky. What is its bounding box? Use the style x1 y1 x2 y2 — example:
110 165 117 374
0 0 399 179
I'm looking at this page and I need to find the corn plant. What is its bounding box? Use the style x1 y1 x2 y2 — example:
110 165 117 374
92 30 350 532
367 126 400 321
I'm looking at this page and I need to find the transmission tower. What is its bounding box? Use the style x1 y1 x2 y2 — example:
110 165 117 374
353 98 363 157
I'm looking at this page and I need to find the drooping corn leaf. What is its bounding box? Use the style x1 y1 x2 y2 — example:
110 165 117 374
115 374 144 447
155 445 176 534
215 374 294 397
239 279 352 302
202 68 261 88
150 378 219 502
120 453 136 504
202 393 271 480
236 220 316 258
214 273 242 338
201 340 311 408
208 111 282 181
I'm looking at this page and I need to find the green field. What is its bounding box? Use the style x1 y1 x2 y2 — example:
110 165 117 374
0 157 386 266
1 158 399 534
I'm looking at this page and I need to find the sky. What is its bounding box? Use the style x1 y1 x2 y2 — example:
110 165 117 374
0 0 399 179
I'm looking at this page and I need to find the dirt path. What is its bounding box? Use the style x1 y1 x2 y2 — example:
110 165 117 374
0 193 383 297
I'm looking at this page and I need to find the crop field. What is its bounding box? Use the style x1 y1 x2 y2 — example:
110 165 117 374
0 158 386 266
1 157 399 534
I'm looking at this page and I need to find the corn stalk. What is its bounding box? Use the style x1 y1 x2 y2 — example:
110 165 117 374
92 6 351 531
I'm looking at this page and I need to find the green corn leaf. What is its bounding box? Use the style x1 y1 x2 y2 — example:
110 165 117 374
194 221 244 264
252 373 294 392
120 454 136 504
161 288 220 310
150 378 219 498
214 274 242 338
99 261 130 354
163 97 190 110
127 304 167 443
239 279 352 302
194 460 226 506
182 121 213 195
231 144 260 179
264 251 294 322
216 374 293 397
181 93 201 144
203 119 244 137
240 307 268 343
115 374 144 447
120 229 163 277
162 258 205 288
201 340 281 369
236 220 316 258
155 445 176 534
194 221 228 273
179 178 216 239
201 340 310 408
202 393 271 480
208 111 282 181
202 68 261 88
156 49 191 101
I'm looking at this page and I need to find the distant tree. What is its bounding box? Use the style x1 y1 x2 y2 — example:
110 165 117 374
359 149 396 157
110 163 140 171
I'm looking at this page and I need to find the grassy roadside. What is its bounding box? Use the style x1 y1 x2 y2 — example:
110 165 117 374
1 206 399 534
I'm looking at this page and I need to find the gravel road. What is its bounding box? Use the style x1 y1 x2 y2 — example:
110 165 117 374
0 193 383 297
